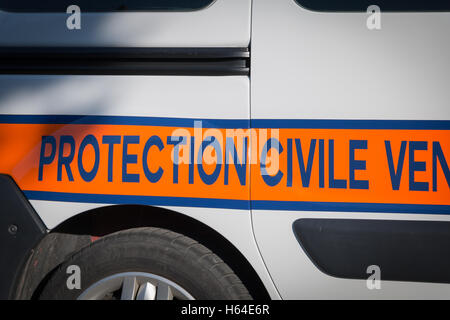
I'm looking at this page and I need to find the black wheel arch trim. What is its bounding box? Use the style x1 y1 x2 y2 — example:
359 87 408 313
0 174 47 299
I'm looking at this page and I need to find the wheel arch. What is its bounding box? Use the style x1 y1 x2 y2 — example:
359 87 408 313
20 204 270 300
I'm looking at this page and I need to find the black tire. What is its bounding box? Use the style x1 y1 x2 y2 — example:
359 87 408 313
39 227 252 300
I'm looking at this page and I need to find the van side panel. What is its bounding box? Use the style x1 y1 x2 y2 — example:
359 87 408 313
251 0 450 299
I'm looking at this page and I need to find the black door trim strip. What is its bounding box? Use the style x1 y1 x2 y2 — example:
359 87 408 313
293 218 450 284
0 47 250 76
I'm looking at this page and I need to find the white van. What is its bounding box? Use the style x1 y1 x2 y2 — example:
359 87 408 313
0 0 449 300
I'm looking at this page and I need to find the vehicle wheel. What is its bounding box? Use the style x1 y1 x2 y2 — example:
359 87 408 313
39 227 252 300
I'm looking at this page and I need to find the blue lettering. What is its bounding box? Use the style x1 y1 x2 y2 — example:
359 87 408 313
167 136 187 184
189 137 195 184
122 135 140 183
224 137 248 186
349 140 369 189
328 140 347 189
385 140 407 190
142 135 164 183
197 136 222 185
102 135 121 182
57 135 75 182
295 139 316 188
319 139 324 188
38 136 56 181
78 135 100 182
287 139 293 187
409 141 429 191
433 141 450 192
260 138 284 187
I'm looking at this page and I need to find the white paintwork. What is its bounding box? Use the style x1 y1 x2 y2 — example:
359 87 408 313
253 210 450 299
30 200 104 230
0 75 249 119
251 0 450 120
0 0 251 47
251 0 450 299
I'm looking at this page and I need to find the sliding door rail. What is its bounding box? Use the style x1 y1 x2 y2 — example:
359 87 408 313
0 47 250 76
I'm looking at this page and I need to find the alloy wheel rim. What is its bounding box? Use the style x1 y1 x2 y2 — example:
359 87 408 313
77 272 195 300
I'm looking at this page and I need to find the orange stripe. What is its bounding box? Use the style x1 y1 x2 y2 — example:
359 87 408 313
0 123 448 206
251 129 450 206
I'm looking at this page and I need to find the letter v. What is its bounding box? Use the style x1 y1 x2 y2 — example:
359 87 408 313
385 141 407 190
